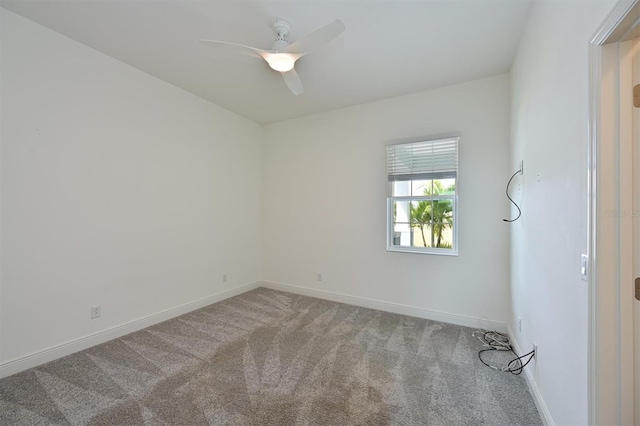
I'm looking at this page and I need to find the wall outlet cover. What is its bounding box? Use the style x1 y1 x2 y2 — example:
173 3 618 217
91 305 101 319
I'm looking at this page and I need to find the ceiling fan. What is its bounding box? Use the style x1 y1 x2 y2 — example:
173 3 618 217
200 18 346 96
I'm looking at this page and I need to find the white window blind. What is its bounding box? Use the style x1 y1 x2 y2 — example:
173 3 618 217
387 137 458 181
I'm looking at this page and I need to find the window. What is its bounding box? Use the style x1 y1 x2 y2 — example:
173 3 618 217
387 136 458 255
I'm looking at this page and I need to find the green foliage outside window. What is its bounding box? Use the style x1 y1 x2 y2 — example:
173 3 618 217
409 181 455 248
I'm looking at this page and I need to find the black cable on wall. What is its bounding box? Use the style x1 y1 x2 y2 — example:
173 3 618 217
503 166 523 223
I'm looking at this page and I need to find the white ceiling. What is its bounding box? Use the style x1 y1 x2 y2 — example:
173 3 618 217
1 0 533 124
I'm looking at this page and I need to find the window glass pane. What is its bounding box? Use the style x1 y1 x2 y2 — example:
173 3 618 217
411 179 431 196
411 225 432 248
432 199 454 249
410 199 432 226
391 181 410 197
410 199 432 247
432 199 453 223
393 200 410 223
392 223 412 246
432 222 454 249
436 178 456 195
429 179 456 195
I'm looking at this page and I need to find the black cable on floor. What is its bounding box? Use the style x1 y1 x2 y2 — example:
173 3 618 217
473 330 535 375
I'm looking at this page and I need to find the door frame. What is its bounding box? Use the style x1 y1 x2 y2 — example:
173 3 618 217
589 1 639 424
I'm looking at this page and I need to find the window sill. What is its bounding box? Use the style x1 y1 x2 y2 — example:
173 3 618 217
386 246 458 256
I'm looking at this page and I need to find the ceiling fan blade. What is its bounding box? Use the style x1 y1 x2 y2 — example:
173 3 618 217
281 68 304 95
200 39 273 59
285 19 346 53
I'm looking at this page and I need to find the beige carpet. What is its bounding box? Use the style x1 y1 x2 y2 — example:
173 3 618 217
0 287 542 425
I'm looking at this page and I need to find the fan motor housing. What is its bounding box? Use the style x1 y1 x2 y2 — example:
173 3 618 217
272 19 291 50
273 19 291 39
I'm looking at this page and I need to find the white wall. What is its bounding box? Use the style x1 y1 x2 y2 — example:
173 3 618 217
510 1 617 424
262 74 511 325
0 7 4 364
0 8 262 364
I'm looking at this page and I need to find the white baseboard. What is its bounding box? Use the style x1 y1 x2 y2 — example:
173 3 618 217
261 280 507 333
0 281 260 379
507 325 554 426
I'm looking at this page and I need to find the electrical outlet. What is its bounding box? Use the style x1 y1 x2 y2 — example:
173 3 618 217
518 317 522 333
222 273 227 283
91 305 101 319
317 272 323 282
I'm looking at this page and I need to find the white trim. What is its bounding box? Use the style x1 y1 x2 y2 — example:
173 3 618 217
386 246 459 256
0 281 260 379
587 37 601 426
260 280 506 333
589 1 640 423
591 0 637 45
617 38 636 426
507 325 554 426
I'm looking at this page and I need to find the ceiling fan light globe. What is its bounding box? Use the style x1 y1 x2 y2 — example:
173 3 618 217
267 54 295 72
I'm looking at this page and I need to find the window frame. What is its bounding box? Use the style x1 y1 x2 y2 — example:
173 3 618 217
386 136 459 256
